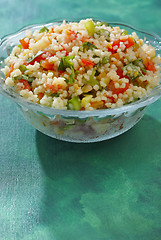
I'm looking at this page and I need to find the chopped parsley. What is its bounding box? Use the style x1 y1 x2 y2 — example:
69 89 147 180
58 56 74 71
39 26 49 33
79 42 97 52
19 65 27 73
13 74 35 82
27 51 44 64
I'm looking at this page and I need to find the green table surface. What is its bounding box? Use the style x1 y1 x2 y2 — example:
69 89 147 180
0 1 161 240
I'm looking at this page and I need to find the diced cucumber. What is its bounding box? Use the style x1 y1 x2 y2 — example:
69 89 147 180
85 20 95 36
87 69 99 86
67 96 81 110
19 65 27 73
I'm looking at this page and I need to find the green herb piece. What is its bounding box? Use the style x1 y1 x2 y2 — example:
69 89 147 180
68 68 75 83
76 70 80 75
96 62 102 68
96 56 109 69
121 30 129 35
17 44 22 49
132 58 147 73
58 56 76 83
102 56 109 64
27 50 44 64
141 68 147 74
51 93 60 97
79 42 97 52
19 65 27 73
94 21 112 27
95 69 100 76
13 74 35 82
58 56 74 71
93 55 99 58
123 63 142 80
65 68 75 84
87 69 99 86
96 29 110 41
39 26 49 33
84 20 95 36
67 96 81 110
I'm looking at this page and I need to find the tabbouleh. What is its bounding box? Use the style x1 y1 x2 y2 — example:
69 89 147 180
2 19 161 110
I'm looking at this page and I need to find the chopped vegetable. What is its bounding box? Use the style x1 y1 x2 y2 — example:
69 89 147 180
84 20 95 36
108 37 135 54
116 68 129 79
81 59 95 67
90 100 104 109
96 29 110 41
27 51 44 64
94 21 111 27
87 69 99 86
107 96 115 103
108 69 130 94
17 44 22 49
39 26 49 33
82 84 93 93
46 83 64 93
51 92 60 97
95 69 100 76
19 38 30 49
67 96 81 110
102 56 109 64
79 42 97 52
13 74 35 82
108 80 129 95
121 30 128 35
133 79 148 88
143 58 156 73
81 95 93 107
97 72 110 85
58 56 74 71
19 65 27 73
132 58 146 73
123 63 142 80
66 29 77 42
41 59 55 70
18 79 31 91
65 68 75 84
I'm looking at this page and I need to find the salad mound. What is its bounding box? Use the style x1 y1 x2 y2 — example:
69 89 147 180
2 19 161 110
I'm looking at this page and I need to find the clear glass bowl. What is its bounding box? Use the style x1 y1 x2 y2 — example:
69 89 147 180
0 21 161 143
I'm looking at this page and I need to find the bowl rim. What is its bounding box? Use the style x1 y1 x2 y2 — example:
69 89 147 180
0 19 161 117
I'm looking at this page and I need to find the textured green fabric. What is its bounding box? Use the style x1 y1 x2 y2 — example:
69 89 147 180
0 1 161 239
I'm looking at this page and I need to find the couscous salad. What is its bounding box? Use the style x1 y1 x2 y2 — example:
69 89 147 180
2 19 161 110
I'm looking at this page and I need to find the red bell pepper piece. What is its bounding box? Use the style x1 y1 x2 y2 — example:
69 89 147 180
108 69 130 95
81 59 95 67
108 37 135 53
19 38 30 49
144 58 156 73
18 79 31 91
66 29 77 42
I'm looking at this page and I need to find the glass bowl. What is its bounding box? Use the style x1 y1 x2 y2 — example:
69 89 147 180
0 20 161 143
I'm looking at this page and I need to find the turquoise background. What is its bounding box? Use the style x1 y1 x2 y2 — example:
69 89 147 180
0 1 161 239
